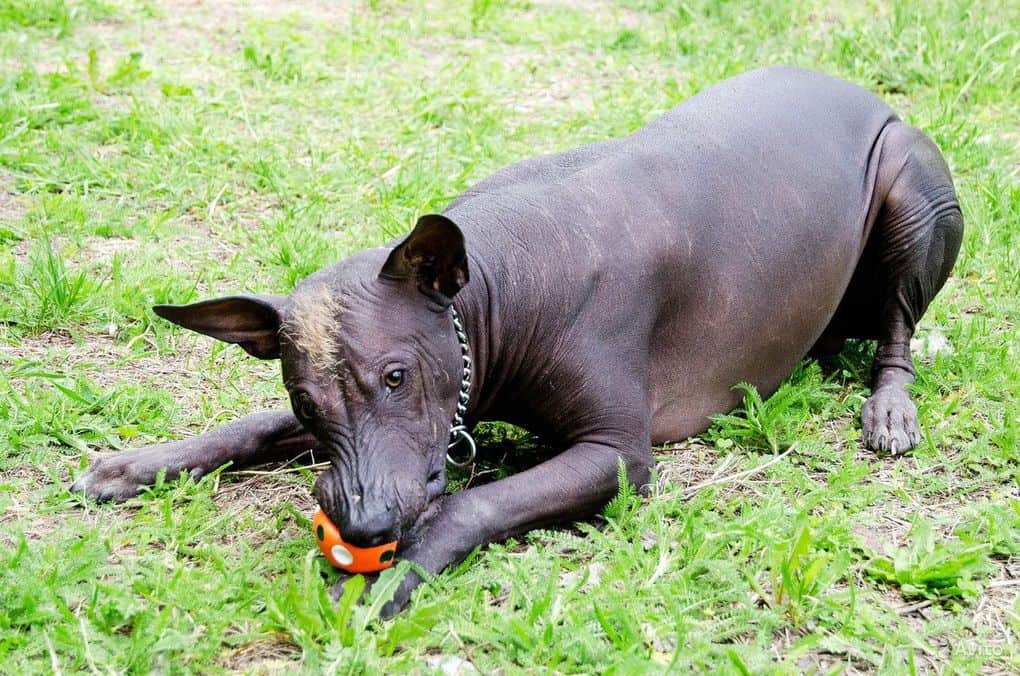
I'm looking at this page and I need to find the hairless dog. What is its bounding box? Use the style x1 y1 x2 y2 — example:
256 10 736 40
72 67 962 613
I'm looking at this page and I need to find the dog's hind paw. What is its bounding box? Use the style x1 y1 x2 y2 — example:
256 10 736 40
861 385 921 455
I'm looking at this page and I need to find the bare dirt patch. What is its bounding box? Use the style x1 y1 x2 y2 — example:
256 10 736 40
0 177 29 227
654 438 724 495
654 437 800 503
218 634 301 673
162 0 349 24
971 558 1020 661
211 470 319 551
0 329 77 354
528 0 647 27
212 472 317 514
80 235 140 263
206 190 283 232
167 223 246 269
9 232 144 268
148 0 355 75
34 0 352 102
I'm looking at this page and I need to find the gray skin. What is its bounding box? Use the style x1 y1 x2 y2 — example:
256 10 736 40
70 67 963 615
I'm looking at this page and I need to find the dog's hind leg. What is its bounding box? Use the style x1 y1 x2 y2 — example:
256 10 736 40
70 411 317 501
846 122 963 454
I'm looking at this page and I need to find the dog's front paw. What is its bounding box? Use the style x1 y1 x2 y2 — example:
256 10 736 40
327 573 365 603
70 453 168 502
327 567 423 618
861 385 921 455
379 570 423 618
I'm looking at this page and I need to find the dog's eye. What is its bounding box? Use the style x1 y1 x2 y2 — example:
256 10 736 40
384 369 404 389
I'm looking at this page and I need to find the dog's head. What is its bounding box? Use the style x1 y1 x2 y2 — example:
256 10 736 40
155 215 469 546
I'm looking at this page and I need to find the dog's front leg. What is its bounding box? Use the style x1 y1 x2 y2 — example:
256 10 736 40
374 436 652 615
70 411 317 501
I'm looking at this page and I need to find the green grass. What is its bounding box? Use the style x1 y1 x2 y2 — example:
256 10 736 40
1 0 1018 672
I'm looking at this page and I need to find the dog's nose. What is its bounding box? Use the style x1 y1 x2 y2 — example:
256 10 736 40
340 505 398 547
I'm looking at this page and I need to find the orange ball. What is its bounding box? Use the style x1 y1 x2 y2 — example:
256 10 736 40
312 508 398 574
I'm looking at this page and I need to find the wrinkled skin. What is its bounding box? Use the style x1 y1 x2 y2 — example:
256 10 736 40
71 67 962 615
277 259 464 546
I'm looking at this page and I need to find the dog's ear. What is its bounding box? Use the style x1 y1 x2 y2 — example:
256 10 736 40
153 295 286 359
379 214 469 306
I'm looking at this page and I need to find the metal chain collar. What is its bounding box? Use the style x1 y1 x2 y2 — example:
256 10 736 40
446 305 476 467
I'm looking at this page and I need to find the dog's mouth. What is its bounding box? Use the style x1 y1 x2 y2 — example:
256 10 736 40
397 470 446 550
403 495 444 550
425 469 445 500
314 461 446 551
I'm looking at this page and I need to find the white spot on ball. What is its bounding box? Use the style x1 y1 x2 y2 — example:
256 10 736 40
331 544 354 566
